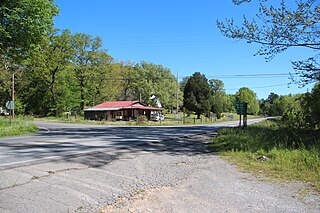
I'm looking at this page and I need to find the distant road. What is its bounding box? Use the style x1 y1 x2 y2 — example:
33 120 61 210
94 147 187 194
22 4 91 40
0 118 265 170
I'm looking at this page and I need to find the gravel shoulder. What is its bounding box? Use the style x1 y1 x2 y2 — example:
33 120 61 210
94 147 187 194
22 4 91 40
101 134 320 213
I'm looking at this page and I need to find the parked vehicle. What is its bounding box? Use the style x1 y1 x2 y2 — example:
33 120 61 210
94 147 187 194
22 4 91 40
0 109 9 116
151 113 164 121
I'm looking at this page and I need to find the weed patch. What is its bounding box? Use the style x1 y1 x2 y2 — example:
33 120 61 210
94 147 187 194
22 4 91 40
0 117 38 137
209 119 320 189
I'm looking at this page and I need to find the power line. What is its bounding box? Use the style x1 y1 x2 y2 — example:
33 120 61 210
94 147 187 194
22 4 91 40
106 33 221 40
180 73 297 79
208 73 291 77
226 83 291 91
107 40 230 48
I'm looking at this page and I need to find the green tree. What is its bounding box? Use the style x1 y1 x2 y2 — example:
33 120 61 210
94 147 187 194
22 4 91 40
235 87 259 114
123 61 179 110
0 0 58 111
119 62 137 101
0 0 59 63
88 52 124 105
263 92 280 115
183 72 211 118
225 94 236 112
260 93 302 116
16 30 73 115
140 62 178 110
70 33 103 110
302 83 320 128
180 77 190 93
209 79 226 119
217 0 320 86
21 29 74 115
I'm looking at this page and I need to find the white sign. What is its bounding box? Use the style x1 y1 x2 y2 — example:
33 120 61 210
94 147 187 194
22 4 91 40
6 101 14 110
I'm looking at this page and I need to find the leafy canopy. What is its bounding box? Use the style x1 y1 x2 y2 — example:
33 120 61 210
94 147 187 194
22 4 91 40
0 0 59 62
235 87 260 114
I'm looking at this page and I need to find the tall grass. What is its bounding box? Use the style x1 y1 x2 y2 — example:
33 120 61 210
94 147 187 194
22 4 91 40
0 117 38 137
209 119 320 189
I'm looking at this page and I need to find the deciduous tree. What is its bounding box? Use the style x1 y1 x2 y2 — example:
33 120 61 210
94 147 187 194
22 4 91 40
0 0 59 63
209 79 226 119
70 33 103 110
235 87 259 114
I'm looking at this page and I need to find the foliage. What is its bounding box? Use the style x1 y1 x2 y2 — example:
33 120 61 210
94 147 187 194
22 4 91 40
209 119 320 189
218 0 320 86
0 0 59 63
260 92 302 116
70 33 105 110
183 72 211 118
301 83 320 128
210 79 227 119
235 87 259 114
20 29 74 116
128 62 179 109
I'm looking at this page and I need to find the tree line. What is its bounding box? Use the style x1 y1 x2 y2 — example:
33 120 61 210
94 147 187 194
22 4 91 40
181 71 317 129
0 0 262 118
0 1 179 116
0 0 319 129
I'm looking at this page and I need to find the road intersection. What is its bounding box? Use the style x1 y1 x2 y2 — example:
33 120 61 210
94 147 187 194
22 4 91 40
4 118 316 213
0 119 265 170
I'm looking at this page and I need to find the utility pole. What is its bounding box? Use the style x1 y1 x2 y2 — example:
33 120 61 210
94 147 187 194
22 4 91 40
12 73 14 119
176 70 179 114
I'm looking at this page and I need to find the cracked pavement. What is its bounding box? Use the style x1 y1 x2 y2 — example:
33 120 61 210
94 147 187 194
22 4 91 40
0 119 319 212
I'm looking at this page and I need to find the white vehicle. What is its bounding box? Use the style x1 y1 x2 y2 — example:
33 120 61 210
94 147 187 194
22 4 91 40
151 113 164 121
0 109 9 116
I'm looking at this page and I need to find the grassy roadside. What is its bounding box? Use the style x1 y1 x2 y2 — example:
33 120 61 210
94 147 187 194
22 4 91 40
209 119 320 190
34 113 261 126
0 116 38 137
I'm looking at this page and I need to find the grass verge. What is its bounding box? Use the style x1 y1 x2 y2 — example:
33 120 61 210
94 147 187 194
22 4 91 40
0 116 38 137
35 113 261 126
209 119 320 190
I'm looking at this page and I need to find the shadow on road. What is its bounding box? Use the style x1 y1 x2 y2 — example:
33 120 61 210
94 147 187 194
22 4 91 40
0 124 224 169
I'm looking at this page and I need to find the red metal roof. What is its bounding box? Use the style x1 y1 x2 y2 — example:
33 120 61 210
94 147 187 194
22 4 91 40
93 100 140 109
123 105 161 110
91 100 161 111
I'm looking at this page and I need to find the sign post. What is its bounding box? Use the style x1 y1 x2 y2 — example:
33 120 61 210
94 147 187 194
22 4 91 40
243 102 248 128
235 101 248 128
6 101 15 125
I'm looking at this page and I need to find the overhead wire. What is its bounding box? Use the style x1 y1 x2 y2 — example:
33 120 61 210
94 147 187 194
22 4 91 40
225 83 291 91
13 73 295 93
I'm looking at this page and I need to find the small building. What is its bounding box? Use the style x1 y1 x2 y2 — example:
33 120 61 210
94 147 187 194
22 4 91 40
84 100 162 121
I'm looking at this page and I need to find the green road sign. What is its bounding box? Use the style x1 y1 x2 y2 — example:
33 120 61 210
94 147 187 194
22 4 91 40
235 102 244 114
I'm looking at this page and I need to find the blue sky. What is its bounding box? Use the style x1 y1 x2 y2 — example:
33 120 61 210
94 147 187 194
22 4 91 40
54 0 315 99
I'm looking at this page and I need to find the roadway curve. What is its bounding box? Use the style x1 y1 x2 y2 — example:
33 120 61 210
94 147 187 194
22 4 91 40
2 118 318 213
0 119 264 169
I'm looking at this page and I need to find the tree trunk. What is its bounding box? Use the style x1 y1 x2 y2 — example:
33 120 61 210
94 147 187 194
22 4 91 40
197 113 201 119
80 78 85 110
50 66 59 115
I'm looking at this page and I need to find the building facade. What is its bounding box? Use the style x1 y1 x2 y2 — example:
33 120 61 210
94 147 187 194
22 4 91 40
84 100 161 121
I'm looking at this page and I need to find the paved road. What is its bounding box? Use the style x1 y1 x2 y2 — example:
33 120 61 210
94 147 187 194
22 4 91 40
0 119 264 170
2 118 318 213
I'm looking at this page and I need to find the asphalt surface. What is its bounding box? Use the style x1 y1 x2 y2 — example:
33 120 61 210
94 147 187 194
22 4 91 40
0 119 263 169
0 118 319 212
